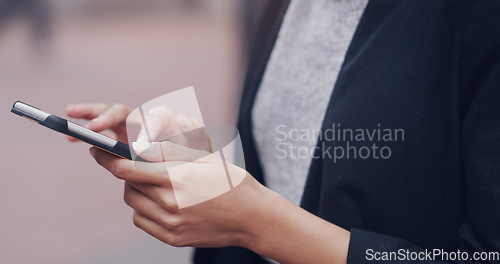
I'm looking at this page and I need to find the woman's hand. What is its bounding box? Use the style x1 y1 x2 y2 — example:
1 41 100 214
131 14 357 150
65 103 201 144
89 142 274 248
79 103 351 263
90 140 351 264
66 103 131 143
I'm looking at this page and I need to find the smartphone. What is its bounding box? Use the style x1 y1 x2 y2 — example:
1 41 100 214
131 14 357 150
11 101 137 160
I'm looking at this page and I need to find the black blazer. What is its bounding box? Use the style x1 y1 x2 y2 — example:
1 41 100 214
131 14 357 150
194 0 500 263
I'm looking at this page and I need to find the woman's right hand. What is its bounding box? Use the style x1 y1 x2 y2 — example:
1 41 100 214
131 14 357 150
65 103 205 147
66 103 132 143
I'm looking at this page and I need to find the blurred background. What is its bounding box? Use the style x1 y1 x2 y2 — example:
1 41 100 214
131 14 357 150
0 0 246 263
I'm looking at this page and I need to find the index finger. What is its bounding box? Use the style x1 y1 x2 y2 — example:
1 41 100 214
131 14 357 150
66 103 109 119
89 104 130 131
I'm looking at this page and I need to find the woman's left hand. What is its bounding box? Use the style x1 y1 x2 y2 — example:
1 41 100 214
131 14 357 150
89 142 274 249
90 140 351 264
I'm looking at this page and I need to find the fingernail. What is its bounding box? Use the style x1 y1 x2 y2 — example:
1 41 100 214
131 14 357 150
177 114 193 130
66 104 75 111
133 141 151 155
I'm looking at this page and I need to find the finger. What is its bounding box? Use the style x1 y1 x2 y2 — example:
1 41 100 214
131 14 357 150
66 103 109 119
136 117 163 143
132 141 211 163
175 114 195 132
190 117 203 129
137 106 177 142
171 116 210 150
66 135 78 142
124 184 180 225
90 147 169 185
127 182 178 212
89 104 130 132
132 211 183 247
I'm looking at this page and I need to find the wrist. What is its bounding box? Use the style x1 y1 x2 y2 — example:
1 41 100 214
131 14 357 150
238 184 351 264
241 187 296 256
235 182 284 252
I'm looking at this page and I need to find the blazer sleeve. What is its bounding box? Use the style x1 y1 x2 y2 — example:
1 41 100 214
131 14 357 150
346 1 500 263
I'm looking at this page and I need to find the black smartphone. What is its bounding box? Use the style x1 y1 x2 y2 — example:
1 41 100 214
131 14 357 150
11 101 136 160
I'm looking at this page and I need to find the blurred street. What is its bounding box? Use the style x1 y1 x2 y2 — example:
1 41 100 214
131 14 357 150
0 1 244 263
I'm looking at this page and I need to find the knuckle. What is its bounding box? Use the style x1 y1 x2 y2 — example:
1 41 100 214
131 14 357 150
111 162 126 179
156 105 173 116
166 234 185 248
123 189 133 207
132 212 142 228
110 104 130 120
159 195 178 211
161 216 183 230
111 103 126 111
